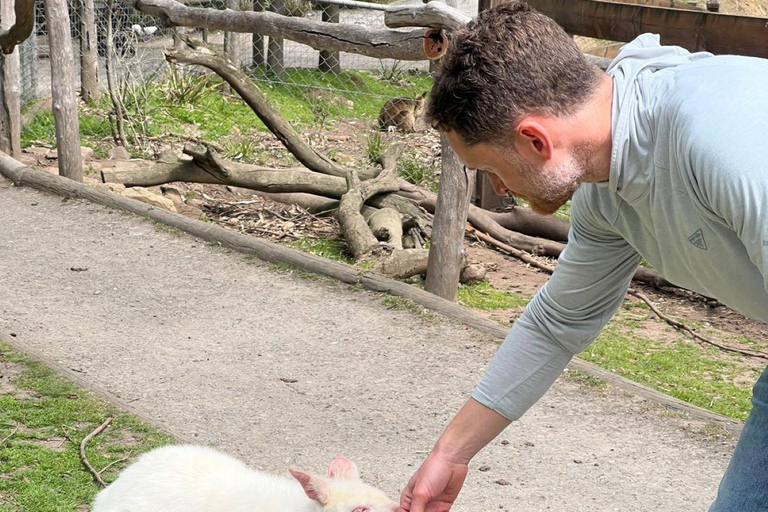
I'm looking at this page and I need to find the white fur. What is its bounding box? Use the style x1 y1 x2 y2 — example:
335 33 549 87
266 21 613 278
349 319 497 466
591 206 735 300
91 445 398 512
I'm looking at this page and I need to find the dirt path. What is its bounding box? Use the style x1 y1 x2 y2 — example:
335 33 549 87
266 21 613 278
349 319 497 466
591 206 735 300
0 178 735 511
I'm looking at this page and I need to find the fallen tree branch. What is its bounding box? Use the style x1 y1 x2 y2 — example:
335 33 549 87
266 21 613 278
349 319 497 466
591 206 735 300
626 290 768 361
0 0 35 54
126 0 427 60
80 417 114 488
0 424 19 446
98 455 131 475
165 39 376 180
485 208 570 242
337 145 402 258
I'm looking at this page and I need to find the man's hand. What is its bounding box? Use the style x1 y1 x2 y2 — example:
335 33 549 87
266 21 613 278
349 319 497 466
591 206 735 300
399 450 468 512
398 398 511 512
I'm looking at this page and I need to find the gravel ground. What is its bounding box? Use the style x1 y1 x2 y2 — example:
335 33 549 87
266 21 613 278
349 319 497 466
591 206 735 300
0 177 735 511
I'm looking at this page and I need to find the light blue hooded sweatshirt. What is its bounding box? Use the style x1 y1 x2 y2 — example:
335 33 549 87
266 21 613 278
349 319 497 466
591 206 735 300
473 34 768 421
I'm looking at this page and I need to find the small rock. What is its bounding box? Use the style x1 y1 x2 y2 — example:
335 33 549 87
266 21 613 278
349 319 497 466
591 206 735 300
227 218 240 226
109 146 131 161
91 182 126 194
177 203 204 219
345 100 354 109
120 187 178 213
495 479 509 486
460 263 487 285
523 441 535 447
479 465 491 472
500 440 510 446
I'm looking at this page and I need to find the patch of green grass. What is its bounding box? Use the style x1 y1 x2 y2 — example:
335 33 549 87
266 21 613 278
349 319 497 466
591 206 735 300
291 237 353 264
151 221 183 236
381 295 437 321
0 343 175 511
20 111 56 147
563 369 608 393
579 324 760 420
397 157 439 193
365 131 386 165
457 282 528 311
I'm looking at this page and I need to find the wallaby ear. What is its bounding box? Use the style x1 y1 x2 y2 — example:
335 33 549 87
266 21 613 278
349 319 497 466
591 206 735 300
328 456 359 481
289 468 329 505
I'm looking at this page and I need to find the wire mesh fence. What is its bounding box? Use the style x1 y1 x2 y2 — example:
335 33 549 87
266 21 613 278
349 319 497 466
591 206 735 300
21 0 477 146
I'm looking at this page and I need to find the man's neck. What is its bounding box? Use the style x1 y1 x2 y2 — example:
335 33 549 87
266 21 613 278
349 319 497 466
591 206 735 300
570 73 614 184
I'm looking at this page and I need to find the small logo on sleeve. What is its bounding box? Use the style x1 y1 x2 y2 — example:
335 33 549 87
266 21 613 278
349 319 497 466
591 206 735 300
688 229 708 250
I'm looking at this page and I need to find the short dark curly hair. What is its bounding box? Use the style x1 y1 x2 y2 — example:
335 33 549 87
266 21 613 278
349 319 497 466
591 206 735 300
426 2 601 146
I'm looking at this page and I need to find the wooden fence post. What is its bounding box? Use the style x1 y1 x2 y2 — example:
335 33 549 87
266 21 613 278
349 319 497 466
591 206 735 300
80 0 100 102
424 0 476 301
267 0 285 78
425 132 476 301
252 0 266 67
224 0 239 66
44 0 83 181
318 3 340 73
0 0 22 158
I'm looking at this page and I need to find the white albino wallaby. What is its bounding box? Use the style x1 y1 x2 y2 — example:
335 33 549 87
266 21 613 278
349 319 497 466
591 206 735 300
91 444 399 512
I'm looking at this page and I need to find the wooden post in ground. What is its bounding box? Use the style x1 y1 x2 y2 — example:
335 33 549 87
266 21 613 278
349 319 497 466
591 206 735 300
266 0 285 78
473 0 512 211
318 3 340 74
80 0 101 102
0 0 22 158
252 0 266 67
224 0 239 66
44 0 83 181
424 0 475 301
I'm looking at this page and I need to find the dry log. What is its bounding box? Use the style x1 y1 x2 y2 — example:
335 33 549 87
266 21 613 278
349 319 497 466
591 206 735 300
165 39 376 180
368 207 403 250
250 191 340 213
0 153 742 437
337 146 402 258
384 1 471 31
103 148 349 196
126 0 427 60
400 185 564 257
486 209 570 242
0 0 35 54
375 248 430 279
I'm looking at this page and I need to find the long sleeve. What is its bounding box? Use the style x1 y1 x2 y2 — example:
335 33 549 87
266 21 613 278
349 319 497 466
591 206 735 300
472 192 641 421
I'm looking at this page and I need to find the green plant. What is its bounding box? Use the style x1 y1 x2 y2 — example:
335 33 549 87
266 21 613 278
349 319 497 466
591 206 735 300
366 131 386 165
397 157 439 192
378 59 405 83
163 64 217 105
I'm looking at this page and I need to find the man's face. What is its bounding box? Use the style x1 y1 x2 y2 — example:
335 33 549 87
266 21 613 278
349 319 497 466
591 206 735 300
446 131 584 215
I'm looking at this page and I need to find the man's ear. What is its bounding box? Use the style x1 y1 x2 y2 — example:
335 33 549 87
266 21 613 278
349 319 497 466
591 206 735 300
515 118 553 162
